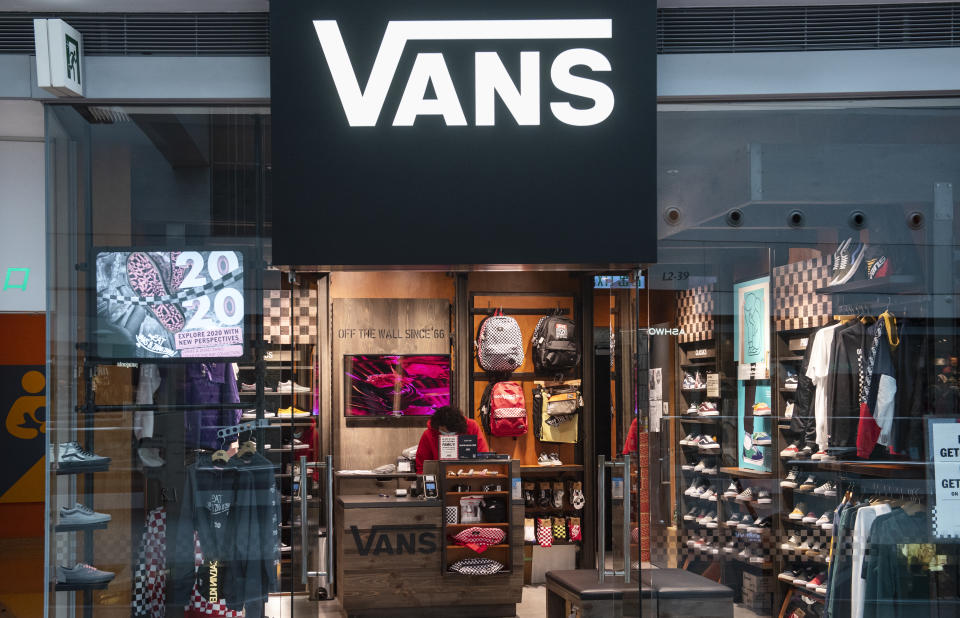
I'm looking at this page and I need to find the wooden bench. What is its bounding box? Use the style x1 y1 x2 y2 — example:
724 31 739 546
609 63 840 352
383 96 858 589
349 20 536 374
545 568 733 618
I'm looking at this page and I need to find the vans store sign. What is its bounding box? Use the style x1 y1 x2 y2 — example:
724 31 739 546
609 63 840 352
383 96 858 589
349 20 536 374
271 1 655 266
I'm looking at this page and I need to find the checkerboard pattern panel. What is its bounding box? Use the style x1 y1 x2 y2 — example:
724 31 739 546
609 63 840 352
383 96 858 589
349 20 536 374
773 255 834 331
262 287 318 345
677 285 716 343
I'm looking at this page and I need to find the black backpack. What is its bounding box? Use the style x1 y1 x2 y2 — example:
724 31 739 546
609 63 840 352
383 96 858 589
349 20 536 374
532 314 580 373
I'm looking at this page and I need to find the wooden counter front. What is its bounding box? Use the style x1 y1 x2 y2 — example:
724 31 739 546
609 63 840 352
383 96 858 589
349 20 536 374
336 494 524 617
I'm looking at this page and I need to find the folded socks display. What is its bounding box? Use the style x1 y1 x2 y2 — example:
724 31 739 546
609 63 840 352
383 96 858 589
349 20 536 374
553 517 567 541
524 518 535 543
569 517 582 541
552 482 565 509
536 518 553 547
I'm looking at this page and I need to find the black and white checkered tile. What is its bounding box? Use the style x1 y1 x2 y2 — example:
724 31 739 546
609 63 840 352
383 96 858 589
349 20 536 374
773 256 833 332
677 284 716 343
263 287 318 345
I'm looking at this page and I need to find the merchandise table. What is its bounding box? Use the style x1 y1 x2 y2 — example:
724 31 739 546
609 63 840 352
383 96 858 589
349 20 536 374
335 463 524 617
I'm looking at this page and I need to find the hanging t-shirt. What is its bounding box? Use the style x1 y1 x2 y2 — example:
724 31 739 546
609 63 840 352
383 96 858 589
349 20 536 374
805 323 842 450
135 364 161 440
852 503 892 618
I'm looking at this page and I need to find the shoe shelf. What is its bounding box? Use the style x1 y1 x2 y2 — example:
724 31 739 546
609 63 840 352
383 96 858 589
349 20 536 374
720 467 774 479
781 579 826 602
519 464 583 473
55 581 112 591
815 274 919 296
55 463 110 476
55 521 109 533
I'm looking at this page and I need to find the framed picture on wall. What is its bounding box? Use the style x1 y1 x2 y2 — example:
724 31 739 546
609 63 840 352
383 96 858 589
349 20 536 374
733 276 771 372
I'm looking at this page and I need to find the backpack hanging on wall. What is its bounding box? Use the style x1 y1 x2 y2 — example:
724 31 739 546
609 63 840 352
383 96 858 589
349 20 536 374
476 310 524 373
480 381 528 437
532 313 580 373
532 382 581 444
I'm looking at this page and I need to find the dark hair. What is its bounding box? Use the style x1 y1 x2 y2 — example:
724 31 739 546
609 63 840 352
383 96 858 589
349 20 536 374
432 406 468 434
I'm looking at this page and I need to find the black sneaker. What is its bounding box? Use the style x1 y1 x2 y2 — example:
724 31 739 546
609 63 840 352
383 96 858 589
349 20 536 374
829 239 867 286
781 467 800 488
748 516 771 533
756 489 773 504
797 445 814 459
57 442 111 471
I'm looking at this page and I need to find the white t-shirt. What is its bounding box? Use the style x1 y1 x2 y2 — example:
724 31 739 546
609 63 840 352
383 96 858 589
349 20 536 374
852 503 892 618
805 323 841 450
134 364 161 440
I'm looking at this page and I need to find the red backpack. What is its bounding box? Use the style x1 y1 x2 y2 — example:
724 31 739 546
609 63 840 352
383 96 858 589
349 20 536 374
480 381 528 437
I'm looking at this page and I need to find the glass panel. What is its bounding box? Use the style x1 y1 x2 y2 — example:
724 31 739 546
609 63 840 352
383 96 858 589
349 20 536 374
652 101 960 618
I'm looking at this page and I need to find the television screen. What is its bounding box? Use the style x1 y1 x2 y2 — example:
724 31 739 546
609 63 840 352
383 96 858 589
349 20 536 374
95 250 245 359
344 355 450 417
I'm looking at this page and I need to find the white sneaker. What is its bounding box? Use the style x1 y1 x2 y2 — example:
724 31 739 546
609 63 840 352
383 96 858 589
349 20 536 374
137 447 165 468
277 379 311 393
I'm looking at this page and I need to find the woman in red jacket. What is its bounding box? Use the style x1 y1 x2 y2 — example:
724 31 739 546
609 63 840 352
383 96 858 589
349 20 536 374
415 405 489 473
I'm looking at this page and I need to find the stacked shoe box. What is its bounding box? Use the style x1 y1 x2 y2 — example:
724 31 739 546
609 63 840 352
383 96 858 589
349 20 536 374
741 571 772 612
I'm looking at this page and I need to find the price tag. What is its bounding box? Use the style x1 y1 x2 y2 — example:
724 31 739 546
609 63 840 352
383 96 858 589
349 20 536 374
706 372 720 398
439 435 457 460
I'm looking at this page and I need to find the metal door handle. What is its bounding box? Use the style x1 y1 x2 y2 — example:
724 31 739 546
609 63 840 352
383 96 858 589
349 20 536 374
300 454 334 591
597 454 632 584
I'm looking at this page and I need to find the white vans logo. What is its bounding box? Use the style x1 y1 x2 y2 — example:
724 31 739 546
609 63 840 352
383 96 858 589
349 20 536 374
313 19 614 127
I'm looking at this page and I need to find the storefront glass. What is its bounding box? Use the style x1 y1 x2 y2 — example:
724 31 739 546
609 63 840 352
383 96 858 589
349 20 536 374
43 98 960 618
646 101 960 617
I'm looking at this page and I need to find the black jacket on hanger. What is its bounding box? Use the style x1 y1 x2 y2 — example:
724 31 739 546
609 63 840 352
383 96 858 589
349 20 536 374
829 320 867 454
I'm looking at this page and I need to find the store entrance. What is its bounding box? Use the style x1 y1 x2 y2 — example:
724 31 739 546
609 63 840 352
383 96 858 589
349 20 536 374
255 270 645 618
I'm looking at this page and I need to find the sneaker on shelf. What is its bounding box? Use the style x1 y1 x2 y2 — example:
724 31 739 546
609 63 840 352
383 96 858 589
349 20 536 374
240 382 257 392
797 476 818 493
137 447 165 468
829 239 867 286
701 462 718 475
749 551 767 565
812 481 832 495
797 540 812 552
58 442 111 472
831 237 851 276
806 571 828 591
723 540 737 554
779 568 800 583
788 504 807 520
277 407 311 417
781 535 800 551
697 401 719 416
784 371 799 390
781 467 801 488
725 511 741 526
816 583 828 595
736 513 753 530
751 402 772 416
737 546 752 561
756 489 773 504
692 483 710 498
701 488 717 502
785 402 795 419
797 445 815 459
702 511 718 528
277 379 311 393
537 453 555 467
56 563 115 585
722 481 741 498
681 460 696 471
547 453 563 466
748 516 771 533
59 503 111 528
792 568 815 586
685 403 699 416
698 436 721 451
679 433 698 446
752 432 772 446
822 481 837 496
693 460 707 472
864 245 892 280
693 537 706 548
802 511 819 524
685 537 697 548
681 372 697 390
684 507 700 521
805 543 823 558
817 512 834 530
280 543 292 553
780 443 800 458
743 446 764 466
708 543 721 556
735 487 754 502
694 371 707 389
811 450 834 461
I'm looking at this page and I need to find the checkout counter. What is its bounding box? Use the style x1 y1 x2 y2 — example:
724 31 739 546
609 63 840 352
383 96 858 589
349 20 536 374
335 459 524 617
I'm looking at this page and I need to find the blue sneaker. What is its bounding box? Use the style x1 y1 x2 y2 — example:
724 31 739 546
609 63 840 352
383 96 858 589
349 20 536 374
752 432 772 446
743 446 764 466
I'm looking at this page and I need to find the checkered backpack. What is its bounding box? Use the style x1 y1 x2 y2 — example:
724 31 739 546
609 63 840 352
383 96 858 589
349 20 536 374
476 310 524 372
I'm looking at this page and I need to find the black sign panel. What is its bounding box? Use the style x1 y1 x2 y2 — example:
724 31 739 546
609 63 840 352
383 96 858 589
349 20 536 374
270 0 656 266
